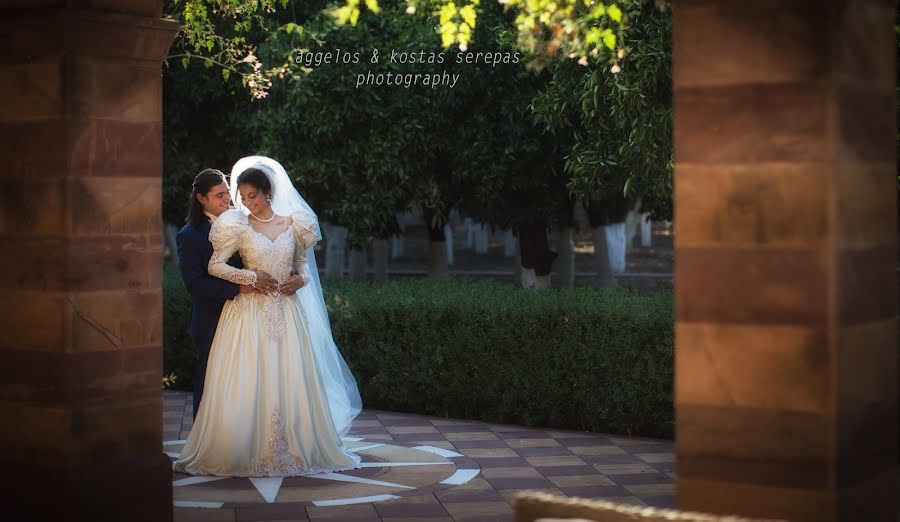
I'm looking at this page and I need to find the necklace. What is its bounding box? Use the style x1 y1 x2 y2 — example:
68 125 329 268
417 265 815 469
250 208 276 223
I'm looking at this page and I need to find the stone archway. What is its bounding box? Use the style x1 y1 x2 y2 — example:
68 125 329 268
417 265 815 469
673 1 897 520
1 1 177 520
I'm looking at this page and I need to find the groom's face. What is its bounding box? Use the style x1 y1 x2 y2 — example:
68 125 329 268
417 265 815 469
198 181 232 217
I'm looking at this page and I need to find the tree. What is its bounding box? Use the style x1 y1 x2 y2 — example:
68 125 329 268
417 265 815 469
163 0 632 99
529 0 672 285
161 0 674 287
531 0 671 218
254 2 441 249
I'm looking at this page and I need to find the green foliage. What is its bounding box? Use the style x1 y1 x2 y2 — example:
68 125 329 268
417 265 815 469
163 372 179 389
161 0 674 231
163 265 674 436
500 0 629 69
531 0 671 218
253 2 437 244
328 278 674 436
162 57 260 224
254 0 571 238
164 0 631 99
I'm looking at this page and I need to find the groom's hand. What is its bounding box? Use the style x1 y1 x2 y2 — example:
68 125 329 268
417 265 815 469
278 274 306 295
239 284 258 295
254 270 278 293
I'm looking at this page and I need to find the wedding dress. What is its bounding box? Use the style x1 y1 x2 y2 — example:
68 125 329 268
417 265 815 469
173 206 362 477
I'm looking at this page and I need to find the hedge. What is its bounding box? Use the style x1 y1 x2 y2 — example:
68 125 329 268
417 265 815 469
163 264 674 438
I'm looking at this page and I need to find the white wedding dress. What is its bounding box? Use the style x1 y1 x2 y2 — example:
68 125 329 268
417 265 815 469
174 208 361 477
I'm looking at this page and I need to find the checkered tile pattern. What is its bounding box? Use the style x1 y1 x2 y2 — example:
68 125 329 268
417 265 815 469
165 390 675 521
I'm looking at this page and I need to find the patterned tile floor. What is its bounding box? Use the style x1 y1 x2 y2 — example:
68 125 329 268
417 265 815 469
165 390 675 521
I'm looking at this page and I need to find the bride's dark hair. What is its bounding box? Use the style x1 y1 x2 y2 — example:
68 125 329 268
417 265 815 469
236 168 273 199
186 168 227 228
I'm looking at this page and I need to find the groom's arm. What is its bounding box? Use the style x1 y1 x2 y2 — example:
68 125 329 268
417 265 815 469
176 229 241 301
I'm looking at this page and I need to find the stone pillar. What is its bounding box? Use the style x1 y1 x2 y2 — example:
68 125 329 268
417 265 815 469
673 2 897 521
0 3 177 521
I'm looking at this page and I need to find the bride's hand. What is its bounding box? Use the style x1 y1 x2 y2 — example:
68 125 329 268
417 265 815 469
278 274 306 295
254 270 278 293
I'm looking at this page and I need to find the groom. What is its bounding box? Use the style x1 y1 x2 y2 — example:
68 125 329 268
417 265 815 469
177 168 302 418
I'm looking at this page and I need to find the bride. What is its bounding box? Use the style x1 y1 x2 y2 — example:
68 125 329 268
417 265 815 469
174 156 362 477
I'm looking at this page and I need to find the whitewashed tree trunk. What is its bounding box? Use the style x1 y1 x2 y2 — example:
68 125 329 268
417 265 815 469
391 235 403 258
464 218 475 249
512 239 522 285
556 226 575 287
428 241 449 279
640 212 653 247
520 267 551 289
444 224 454 266
324 224 347 279
591 227 616 287
625 210 638 254
605 222 627 274
503 229 516 257
475 224 489 254
372 239 388 282
520 267 536 288
348 247 366 281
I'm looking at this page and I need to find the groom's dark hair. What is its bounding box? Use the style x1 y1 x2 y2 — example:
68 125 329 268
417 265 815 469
186 168 227 228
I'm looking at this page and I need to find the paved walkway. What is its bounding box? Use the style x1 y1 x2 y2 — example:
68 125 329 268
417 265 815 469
165 391 675 522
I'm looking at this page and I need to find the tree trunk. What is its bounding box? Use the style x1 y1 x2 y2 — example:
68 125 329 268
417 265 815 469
585 197 628 288
475 224 489 254
372 239 388 282
463 217 475 249
556 225 575 287
348 247 366 281
324 224 347 279
391 235 403 258
591 227 616 288
640 212 653 247
504 229 517 257
518 224 556 289
513 244 522 285
428 242 449 279
423 209 449 279
625 210 638 255
443 224 454 266
605 222 627 274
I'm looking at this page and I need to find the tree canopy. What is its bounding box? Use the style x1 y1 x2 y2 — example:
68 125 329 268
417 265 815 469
162 0 674 242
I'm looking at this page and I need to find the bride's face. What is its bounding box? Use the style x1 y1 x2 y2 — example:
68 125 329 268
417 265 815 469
238 183 271 215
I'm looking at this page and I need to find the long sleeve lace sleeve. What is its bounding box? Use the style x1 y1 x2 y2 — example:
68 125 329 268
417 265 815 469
208 210 257 286
293 244 312 284
291 210 320 283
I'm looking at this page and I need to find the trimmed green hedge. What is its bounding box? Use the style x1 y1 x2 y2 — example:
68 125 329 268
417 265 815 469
163 264 674 438
328 279 674 438
163 262 195 389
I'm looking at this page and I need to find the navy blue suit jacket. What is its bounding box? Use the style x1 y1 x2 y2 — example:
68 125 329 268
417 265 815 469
176 220 241 340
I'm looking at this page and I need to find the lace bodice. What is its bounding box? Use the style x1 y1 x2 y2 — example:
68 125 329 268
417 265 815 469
208 209 319 338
